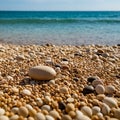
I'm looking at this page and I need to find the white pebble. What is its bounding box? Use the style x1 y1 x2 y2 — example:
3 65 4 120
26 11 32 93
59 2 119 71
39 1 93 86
67 98 74 103
95 84 105 94
81 106 92 117
92 106 101 115
22 89 31 96
0 116 9 120
41 105 51 112
0 108 5 115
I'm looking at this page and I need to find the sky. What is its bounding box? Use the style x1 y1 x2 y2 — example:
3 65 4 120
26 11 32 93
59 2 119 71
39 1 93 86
0 0 120 11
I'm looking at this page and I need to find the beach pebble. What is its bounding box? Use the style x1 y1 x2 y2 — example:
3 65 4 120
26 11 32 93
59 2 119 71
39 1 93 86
105 85 116 94
97 94 105 101
0 116 9 120
46 115 55 120
49 110 61 119
82 85 94 95
36 98 43 107
15 55 25 61
58 101 66 110
81 106 92 117
103 97 118 108
101 103 111 115
11 107 19 114
35 112 46 120
92 79 103 87
75 110 91 120
95 84 105 94
66 103 75 113
41 105 51 112
21 89 31 96
92 106 101 115
87 76 97 83
67 98 74 103
60 87 68 94
61 115 72 120
114 109 120 119
18 106 29 117
0 108 5 115
29 65 56 80
10 115 19 120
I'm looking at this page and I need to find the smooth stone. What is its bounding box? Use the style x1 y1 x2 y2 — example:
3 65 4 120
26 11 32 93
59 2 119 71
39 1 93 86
101 103 111 115
15 55 25 61
28 117 34 120
35 112 46 120
92 106 101 115
105 85 116 94
81 106 92 117
92 79 103 87
11 107 19 114
75 110 91 120
46 115 55 120
103 97 118 108
41 105 51 112
66 103 75 113
10 115 19 120
61 115 72 120
18 106 29 117
58 101 66 110
87 76 98 83
0 108 5 115
22 89 31 96
82 85 94 95
60 87 68 94
0 116 9 120
49 110 61 119
36 98 43 107
29 65 56 80
114 109 120 119
67 98 74 103
95 84 105 94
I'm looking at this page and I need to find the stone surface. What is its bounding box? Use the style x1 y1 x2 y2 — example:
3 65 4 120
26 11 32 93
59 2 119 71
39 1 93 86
105 85 116 94
29 65 56 80
95 84 105 94
81 106 92 117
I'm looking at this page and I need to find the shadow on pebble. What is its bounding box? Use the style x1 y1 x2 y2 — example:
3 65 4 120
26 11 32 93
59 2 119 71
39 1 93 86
19 77 50 86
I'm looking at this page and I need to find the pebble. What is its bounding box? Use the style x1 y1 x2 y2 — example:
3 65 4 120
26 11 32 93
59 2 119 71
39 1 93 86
0 108 5 115
21 89 31 96
105 85 116 94
11 107 19 114
66 103 75 113
46 115 55 120
10 115 19 120
101 103 111 115
18 106 29 117
29 65 56 80
58 101 66 110
82 85 94 95
15 55 25 61
0 116 9 120
67 98 74 103
61 115 72 120
49 110 61 119
35 112 46 120
41 105 51 112
60 87 68 94
87 76 98 83
92 79 103 87
36 98 43 107
81 106 92 117
92 106 101 115
114 109 120 119
97 94 105 101
95 84 105 94
103 97 118 108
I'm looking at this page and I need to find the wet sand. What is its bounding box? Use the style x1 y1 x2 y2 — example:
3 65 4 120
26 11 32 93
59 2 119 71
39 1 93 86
0 43 120 120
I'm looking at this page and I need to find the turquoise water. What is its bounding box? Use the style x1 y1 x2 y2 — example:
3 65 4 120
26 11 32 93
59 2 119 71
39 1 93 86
0 11 120 45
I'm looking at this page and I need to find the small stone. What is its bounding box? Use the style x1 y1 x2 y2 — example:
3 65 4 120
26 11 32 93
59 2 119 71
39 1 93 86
92 79 103 87
35 112 46 120
0 108 5 115
0 116 9 120
44 96 51 103
49 110 61 119
41 105 51 112
103 97 118 108
60 87 68 94
36 98 43 107
97 94 105 101
81 106 92 117
92 106 101 115
114 108 120 119
61 115 72 120
66 103 75 113
12 87 19 93
21 89 31 96
95 84 105 94
15 55 25 61
68 111 76 118
82 85 94 95
105 85 116 94
11 107 19 114
28 117 34 120
18 106 29 117
87 76 97 83
58 101 66 110
46 115 54 120
10 115 19 120
67 98 74 103
101 103 111 115
29 65 56 80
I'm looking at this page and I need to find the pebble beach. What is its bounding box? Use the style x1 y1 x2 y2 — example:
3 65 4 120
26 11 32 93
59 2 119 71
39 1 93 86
0 43 120 120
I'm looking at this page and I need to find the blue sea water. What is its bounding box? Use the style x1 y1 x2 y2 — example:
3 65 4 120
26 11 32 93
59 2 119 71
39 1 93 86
0 11 120 45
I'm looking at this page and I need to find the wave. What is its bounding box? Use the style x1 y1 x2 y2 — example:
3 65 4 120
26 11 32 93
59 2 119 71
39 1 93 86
0 18 120 24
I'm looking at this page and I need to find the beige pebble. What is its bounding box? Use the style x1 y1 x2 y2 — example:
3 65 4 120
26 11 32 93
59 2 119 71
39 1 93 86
103 97 118 108
0 116 9 120
101 103 111 115
10 115 19 120
67 98 74 103
114 108 120 119
29 65 56 80
36 98 43 107
92 79 103 87
11 107 19 114
92 106 101 115
81 106 92 117
44 96 51 103
41 105 51 112
22 89 31 96
61 115 72 120
68 111 76 118
46 115 55 120
11 87 19 93
28 117 34 120
95 84 105 94
60 87 68 94
35 112 46 120
66 103 75 113
0 108 5 115
96 94 105 101
105 85 116 94
18 106 29 117
49 110 61 119
15 55 25 61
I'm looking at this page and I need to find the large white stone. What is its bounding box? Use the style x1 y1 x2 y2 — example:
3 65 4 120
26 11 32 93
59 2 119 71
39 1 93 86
29 65 56 80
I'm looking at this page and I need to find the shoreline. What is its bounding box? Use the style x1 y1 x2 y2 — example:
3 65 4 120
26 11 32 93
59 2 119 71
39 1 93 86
0 43 120 119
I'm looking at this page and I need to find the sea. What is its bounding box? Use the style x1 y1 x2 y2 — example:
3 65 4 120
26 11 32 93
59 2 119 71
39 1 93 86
0 11 120 45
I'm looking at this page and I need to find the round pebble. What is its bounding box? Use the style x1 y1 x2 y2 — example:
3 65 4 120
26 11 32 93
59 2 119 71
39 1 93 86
66 103 75 113
11 107 19 114
36 98 43 107
35 112 46 120
95 84 105 94
82 85 94 95
81 106 92 117
101 103 111 115
0 108 5 115
0 116 9 120
60 87 68 94
22 89 31 96
46 115 55 120
41 105 51 112
67 98 74 103
61 115 72 120
114 108 120 119
105 85 116 94
10 115 19 120
18 106 29 117
92 79 103 87
92 106 101 115
49 110 61 119
29 65 56 80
